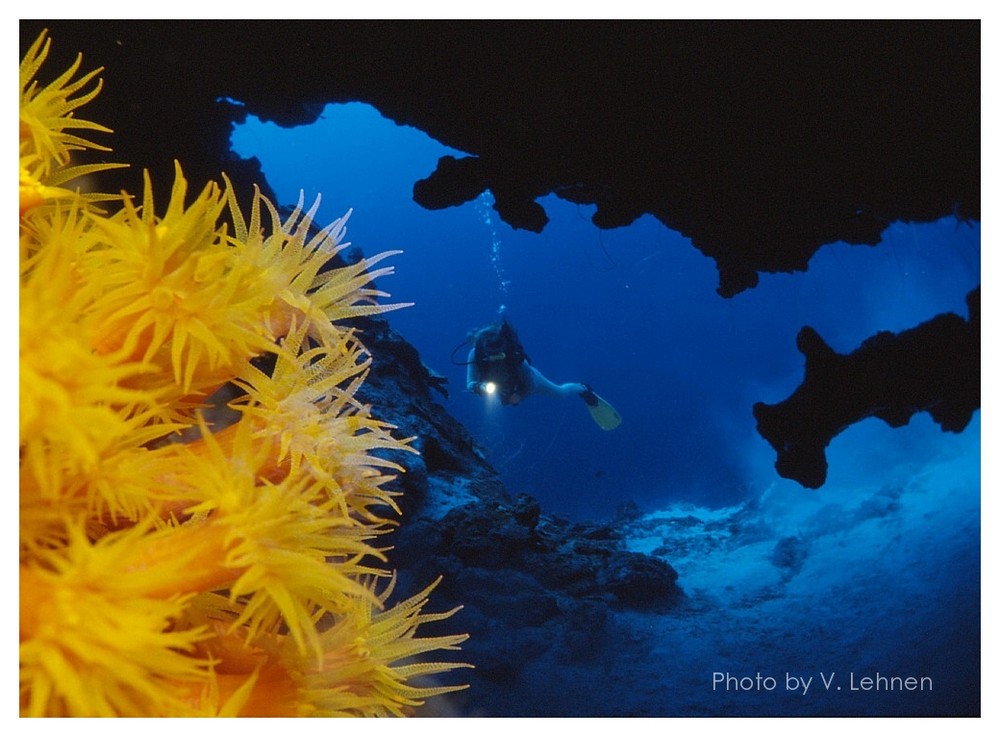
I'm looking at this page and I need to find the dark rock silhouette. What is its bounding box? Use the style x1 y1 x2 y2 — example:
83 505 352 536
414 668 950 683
18 20 979 295
754 288 980 488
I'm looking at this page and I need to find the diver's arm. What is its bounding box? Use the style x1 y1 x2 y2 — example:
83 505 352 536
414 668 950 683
526 364 587 398
466 349 483 393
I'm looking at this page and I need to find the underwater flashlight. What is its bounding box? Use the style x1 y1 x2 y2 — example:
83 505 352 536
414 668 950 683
484 381 497 395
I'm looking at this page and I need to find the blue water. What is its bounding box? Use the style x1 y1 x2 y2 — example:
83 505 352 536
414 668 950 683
230 101 980 522
228 101 981 716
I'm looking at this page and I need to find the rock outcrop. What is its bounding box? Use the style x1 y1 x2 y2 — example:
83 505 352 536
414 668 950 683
754 287 980 488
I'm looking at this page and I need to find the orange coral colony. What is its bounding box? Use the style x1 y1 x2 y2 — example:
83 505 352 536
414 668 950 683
19 30 470 717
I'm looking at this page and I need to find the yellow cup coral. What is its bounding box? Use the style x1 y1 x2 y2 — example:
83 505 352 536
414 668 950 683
19 30 470 717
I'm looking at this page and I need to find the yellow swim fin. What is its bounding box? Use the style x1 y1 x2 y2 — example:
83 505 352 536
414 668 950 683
581 387 622 431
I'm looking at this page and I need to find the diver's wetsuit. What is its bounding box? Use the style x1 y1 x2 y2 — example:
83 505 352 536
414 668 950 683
466 348 586 405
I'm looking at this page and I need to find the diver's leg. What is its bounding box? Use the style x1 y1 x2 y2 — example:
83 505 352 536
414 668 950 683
527 365 587 398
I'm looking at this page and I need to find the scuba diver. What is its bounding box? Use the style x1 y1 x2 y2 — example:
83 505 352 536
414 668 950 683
459 319 622 430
